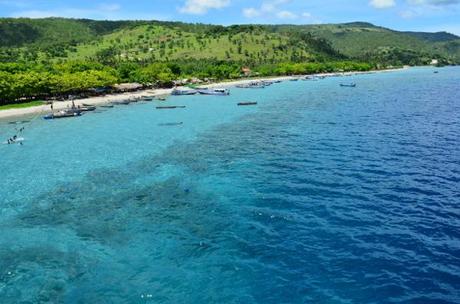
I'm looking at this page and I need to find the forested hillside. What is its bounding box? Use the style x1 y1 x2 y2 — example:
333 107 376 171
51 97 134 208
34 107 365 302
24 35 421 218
0 18 458 105
1 18 459 65
269 22 460 65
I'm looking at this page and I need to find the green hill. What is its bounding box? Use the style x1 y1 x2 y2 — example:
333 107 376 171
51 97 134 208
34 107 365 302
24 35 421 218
0 18 135 47
269 22 460 64
1 18 459 106
1 18 459 65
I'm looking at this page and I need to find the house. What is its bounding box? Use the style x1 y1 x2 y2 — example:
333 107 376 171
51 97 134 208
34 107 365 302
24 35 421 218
113 83 143 92
241 67 252 77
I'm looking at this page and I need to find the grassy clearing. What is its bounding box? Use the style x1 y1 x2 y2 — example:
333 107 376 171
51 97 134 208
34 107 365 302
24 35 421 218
0 101 44 111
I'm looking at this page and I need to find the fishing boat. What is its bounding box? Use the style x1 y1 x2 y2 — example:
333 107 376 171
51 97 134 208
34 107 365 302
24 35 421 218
76 105 96 112
238 102 258 106
44 110 82 120
3 137 25 145
236 82 265 89
172 88 197 95
100 104 114 108
112 100 131 105
262 80 275 86
198 88 230 96
156 106 186 110
158 122 184 126
340 83 357 87
8 120 30 125
290 78 299 82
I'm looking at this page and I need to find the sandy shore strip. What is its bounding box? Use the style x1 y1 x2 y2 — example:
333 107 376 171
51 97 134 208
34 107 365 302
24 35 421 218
0 88 173 120
0 69 402 120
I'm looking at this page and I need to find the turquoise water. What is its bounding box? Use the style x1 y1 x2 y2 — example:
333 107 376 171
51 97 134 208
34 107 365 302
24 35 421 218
0 67 459 303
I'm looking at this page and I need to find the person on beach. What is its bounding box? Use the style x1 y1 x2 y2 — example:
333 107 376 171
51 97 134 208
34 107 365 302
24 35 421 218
51 102 54 111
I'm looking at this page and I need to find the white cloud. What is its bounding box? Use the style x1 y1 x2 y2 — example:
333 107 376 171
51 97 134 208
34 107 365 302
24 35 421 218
369 0 396 8
98 3 121 12
276 10 297 19
8 3 173 20
408 0 460 5
399 9 418 18
179 0 230 15
243 8 261 18
242 0 312 21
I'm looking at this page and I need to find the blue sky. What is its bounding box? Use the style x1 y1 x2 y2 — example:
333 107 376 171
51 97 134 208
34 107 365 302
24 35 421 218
1 0 459 34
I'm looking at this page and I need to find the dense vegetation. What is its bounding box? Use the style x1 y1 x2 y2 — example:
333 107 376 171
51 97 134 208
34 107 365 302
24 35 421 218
0 18 458 105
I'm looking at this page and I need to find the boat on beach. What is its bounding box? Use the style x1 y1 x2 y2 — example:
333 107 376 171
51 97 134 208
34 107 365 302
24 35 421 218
75 105 96 112
172 88 197 95
262 80 276 86
112 100 131 105
236 82 265 89
198 88 230 96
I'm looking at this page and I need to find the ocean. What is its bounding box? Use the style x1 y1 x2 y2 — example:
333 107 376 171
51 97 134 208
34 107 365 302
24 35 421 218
0 67 459 303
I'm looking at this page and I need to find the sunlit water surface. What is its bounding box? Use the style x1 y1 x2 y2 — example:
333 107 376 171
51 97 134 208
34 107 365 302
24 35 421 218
0 67 459 303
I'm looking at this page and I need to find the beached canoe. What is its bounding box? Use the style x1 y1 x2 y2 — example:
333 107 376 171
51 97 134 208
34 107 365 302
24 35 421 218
172 88 197 95
113 100 131 105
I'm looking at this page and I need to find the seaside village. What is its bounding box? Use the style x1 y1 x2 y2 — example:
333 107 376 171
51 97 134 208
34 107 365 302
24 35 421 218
2 65 379 144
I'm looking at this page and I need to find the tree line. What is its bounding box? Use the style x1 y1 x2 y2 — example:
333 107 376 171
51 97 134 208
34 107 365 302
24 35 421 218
0 59 374 105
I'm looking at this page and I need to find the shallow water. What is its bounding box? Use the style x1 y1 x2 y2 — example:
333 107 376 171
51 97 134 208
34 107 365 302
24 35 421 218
0 67 459 303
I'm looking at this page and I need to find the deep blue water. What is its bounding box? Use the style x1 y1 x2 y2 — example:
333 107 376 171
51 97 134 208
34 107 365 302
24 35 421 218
0 67 459 303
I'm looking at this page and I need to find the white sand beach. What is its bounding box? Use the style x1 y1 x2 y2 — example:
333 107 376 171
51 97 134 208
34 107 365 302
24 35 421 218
0 69 399 120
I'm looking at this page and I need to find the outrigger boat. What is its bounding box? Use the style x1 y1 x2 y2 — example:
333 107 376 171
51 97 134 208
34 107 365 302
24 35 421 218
198 88 230 96
3 137 25 145
236 82 265 89
238 102 258 106
44 110 82 120
172 88 197 95
262 80 275 86
75 105 96 112
158 122 184 126
156 106 186 110
112 100 131 105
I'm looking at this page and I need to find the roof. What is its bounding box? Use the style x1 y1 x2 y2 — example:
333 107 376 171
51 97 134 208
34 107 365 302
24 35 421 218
114 83 143 90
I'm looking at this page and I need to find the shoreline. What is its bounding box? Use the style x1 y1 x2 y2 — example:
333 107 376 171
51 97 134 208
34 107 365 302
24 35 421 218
0 68 403 120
